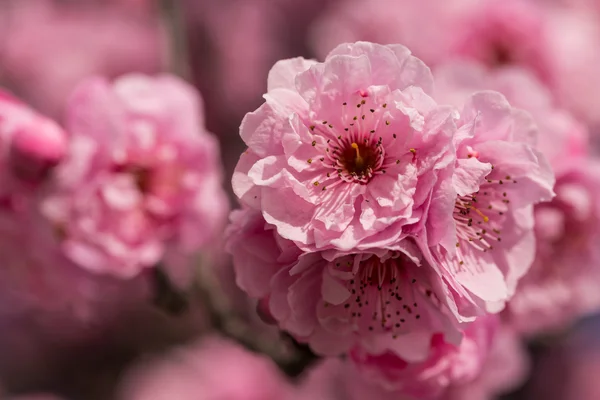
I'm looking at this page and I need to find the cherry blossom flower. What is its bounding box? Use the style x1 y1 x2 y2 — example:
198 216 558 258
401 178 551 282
434 61 600 335
350 317 497 399
42 74 228 279
293 320 528 400
507 161 600 334
443 325 530 400
422 90 555 315
117 336 292 400
0 89 67 207
227 208 467 358
233 41 456 252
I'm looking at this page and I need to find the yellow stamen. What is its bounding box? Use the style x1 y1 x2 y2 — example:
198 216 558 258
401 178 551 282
473 207 490 222
351 143 364 167
458 198 490 223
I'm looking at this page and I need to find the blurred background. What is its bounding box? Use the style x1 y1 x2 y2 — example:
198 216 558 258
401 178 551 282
1 0 600 399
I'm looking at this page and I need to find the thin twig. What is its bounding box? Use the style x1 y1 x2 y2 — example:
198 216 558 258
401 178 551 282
157 0 192 80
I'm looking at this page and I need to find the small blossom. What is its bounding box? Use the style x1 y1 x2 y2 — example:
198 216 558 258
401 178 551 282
42 74 228 279
422 90 555 315
507 162 600 334
350 317 496 399
294 320 527 400
227 208 465 358
233 42 456 251
443 324 530 400
117 336 292 400
434 62 600 335
0 90 67 206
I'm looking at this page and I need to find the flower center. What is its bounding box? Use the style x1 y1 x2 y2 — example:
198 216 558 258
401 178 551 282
304 95 414 188
453 172 518 259
115 164 152 193
330 253 439 338
130 166 152 193
454 192 503 255
341 142 379 178
489 41 514 66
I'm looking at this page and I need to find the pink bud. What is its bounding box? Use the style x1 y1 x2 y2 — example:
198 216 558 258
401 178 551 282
9 121 67 184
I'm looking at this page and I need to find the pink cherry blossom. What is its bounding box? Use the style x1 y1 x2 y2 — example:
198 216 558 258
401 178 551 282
443 325 530 400
311 0 600 125
233 42 457 252
293 320 527 400
42 74 228 279
0 205 153 344
434 62 600 335
507 161 600 335
350 317 497 399
117 336 292 400
227 208 472 359
0 0 165 118
421 90 555 316
0 90 67 207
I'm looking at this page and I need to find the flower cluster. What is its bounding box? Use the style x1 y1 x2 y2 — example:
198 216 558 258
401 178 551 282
228 42 555 397
434 61 600 336
0 74 228 330
5 0 600 396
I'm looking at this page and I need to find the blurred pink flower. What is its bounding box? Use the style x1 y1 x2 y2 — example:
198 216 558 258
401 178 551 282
444 325 530 400
0 89 67 207
508 162 600 334
434 62 600 335
311 0 600 125
42 74 228 279
227 208 470 358
0 88 154 355
0 0 165 118
233 42 456 252
117 336 292 400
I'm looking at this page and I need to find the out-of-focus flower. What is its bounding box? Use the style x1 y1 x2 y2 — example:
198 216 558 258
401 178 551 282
0 88 153 353
0 0 165 118
508 162 600 334
117 336 292 400
42 74 228 280
228 208 476 358
233 42 456 252
311 0 600 125
434 61 600 335
350 317 496 399
443 325 530 400
0 89 67 207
